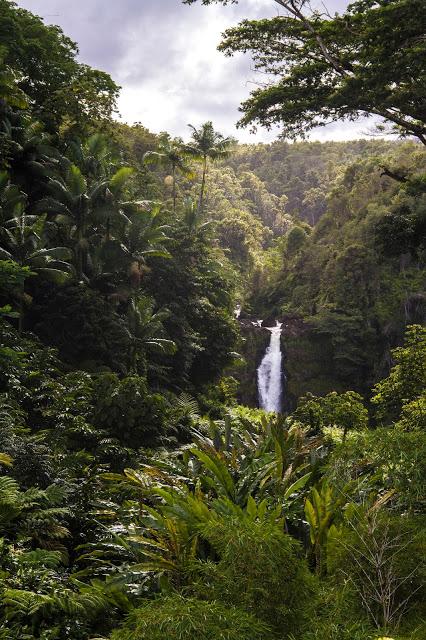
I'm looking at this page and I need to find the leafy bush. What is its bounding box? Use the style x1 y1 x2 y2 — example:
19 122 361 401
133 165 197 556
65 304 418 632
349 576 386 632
372 324 426 424
396 392 426 431
301 580 426 640
326 428 426 511
197 517 317 637
327 508 426 630
301 582 376 640
110 595 273 640
294 390 368 438
92 373 170 448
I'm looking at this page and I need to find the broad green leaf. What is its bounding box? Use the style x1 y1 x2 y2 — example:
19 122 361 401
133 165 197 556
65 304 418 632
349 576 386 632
284 472 312 500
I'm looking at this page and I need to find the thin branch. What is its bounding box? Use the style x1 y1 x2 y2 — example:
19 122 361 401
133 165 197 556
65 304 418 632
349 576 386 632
273 0 349 76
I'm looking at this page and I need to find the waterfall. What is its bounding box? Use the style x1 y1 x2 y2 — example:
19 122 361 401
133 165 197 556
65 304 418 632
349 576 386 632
257 321 283 413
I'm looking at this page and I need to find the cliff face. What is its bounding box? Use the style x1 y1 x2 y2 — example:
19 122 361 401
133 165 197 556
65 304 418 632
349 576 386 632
232 319 270 407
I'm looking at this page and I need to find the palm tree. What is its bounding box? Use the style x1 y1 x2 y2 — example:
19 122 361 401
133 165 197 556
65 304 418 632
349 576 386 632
182 196 214 235
38 163 134 280
185 121 235 213
93 166 135 242
89 200 171 302
126 294 176 373
121 201 171 275
38 164 92 280
0 110 60 194
144 133 193 212
67 132 115 181
0 202 72 331
0 171 26 222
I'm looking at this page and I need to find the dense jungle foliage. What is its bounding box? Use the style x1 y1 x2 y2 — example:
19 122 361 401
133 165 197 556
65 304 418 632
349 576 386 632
0 1 425 639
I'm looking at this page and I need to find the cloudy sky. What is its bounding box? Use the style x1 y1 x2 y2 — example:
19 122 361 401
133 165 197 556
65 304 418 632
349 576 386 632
17 0 377 143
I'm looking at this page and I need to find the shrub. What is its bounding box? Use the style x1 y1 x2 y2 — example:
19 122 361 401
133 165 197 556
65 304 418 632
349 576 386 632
327 509 426 630
372 324 426 424
301 582 376 640
295 390 368 438
396 392 426 431
92 373 170 448
110 595 273 640
326 428 426 511
198 517 317 637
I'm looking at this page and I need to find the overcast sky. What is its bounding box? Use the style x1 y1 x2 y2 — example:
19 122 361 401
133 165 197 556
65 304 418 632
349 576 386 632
17 0 378 143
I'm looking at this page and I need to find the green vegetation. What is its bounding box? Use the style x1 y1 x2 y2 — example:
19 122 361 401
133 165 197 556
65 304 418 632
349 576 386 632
0 1 425 639
186 0 426 144
111 596 271 640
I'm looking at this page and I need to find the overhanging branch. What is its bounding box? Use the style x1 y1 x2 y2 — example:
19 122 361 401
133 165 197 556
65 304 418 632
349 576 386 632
273 0 349 76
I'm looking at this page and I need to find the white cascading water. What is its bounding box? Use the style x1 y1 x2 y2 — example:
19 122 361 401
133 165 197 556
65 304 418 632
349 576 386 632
257 321 283 413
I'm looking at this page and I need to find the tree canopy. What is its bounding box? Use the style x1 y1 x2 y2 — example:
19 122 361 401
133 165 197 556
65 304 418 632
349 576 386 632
0 0 119 135
185 0 426 143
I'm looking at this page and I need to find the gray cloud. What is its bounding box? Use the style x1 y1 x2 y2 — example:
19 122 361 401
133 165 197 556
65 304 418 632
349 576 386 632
17 0 377 143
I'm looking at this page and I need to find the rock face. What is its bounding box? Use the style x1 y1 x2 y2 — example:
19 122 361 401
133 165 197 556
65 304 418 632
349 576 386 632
232 319 271 407
283 327 339 410
235 299 423 410
280 313 357 408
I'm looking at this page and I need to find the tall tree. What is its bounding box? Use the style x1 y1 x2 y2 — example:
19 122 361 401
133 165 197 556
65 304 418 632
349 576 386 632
38 164 134 280
144 133 193 212
185 121 234 213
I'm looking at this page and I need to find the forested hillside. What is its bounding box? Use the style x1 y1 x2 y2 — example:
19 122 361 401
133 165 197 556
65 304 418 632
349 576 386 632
0 1 425 639
227 139 399 224
220 139 426 400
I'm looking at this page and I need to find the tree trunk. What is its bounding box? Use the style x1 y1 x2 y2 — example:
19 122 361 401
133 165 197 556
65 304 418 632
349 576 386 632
172 163 177 212
315 543 322 576
18 285 24 334
198 156 207 214
77 240 83 281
